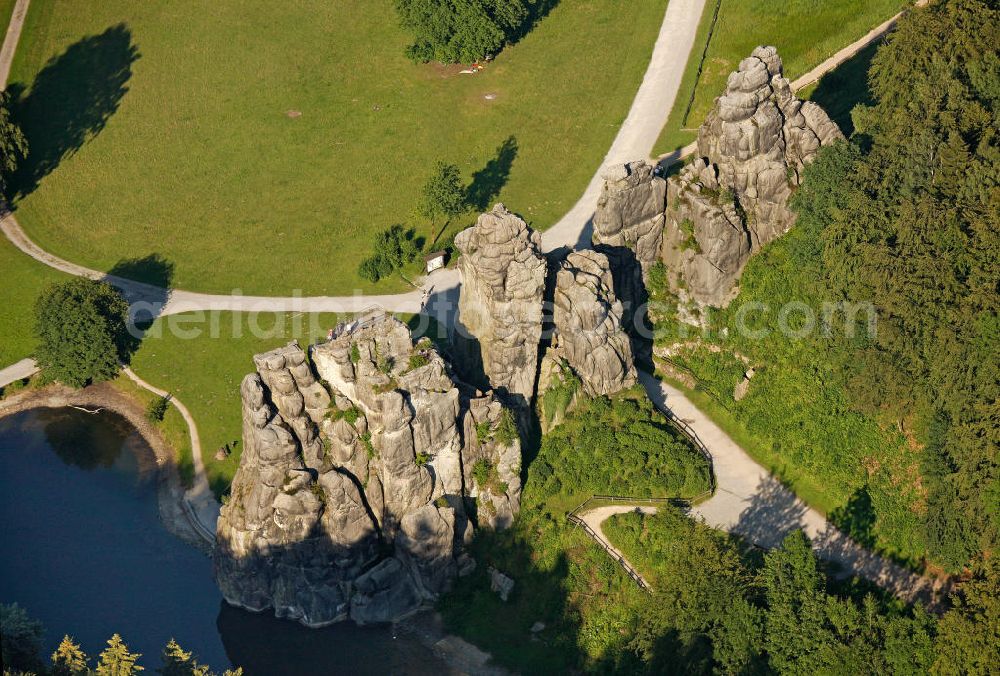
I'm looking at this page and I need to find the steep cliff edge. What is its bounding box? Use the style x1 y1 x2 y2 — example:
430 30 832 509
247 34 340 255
215 316 522 626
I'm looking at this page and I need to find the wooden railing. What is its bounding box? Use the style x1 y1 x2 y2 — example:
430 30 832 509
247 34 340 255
566 507 652 592
566 492 714 592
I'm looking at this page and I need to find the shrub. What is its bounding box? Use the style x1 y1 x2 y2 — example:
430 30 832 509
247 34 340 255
494 408 518 446
394 0 532 64
361 432 376 459
408 353 430 370
350 343 361 364
475 421 491 443
415 451 431 466
541 361 580 427
145 394 170 423
357 225 421 283
472 458 493 488
342 406 361 425
526 394 712 502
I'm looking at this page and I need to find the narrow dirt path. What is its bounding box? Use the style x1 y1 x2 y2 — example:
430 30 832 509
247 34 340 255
121 366 218 543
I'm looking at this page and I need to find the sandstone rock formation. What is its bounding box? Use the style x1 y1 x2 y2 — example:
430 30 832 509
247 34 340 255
550 250 636 396
454 204 546 404
663 46 842 307
216 315 523 626
593 160 666 273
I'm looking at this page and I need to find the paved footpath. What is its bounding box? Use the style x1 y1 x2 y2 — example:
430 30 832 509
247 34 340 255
631 370 940 604
0 357 38 388
0 0 708 312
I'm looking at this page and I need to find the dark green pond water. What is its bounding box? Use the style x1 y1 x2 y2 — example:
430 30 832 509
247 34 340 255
0 407 448 675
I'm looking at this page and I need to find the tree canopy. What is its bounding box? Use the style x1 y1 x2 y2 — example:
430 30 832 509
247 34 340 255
805 0 999 569
420 160 467 224
394 0 537 63
34 278 133 387
0 89 27 194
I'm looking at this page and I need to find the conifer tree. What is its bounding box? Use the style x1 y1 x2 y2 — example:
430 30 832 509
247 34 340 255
96 634 143 675
51 635 89 676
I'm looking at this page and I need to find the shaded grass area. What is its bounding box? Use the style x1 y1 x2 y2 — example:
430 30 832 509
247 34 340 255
799 41 880 137
0 235 67 364
9 0 667 295
655 0 905 153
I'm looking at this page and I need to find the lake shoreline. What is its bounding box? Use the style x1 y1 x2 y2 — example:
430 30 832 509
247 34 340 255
0 382 509 674
0 381 211 554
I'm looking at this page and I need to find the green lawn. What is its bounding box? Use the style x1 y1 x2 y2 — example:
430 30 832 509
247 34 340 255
0 235 67 364
9 0 667 296
655 0 906 153
0 0 16 36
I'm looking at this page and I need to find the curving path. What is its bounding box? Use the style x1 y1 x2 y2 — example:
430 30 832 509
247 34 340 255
0 0 708 314
577 371 941 604
121 366 218 544
3 0 939 589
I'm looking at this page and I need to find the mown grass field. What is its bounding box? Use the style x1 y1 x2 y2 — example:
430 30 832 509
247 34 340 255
8 0 667 295
0 236 66 364
655 0 906 152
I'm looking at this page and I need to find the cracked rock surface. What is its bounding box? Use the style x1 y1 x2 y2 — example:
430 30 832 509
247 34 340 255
551 250 637 396
454 204 546 405
215 315 522 626
663 46 842 307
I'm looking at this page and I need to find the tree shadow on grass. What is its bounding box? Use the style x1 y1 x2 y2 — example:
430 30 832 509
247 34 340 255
466 135 518 211
106 253 174 337
807 40 879 137
438 524 579 673
7 23 140 201
507 0 562 45
828 485 876 550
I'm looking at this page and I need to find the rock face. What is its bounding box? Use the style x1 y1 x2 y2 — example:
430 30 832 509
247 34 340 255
551 250 636 396
215 315 523 626
593 160 666 272
454 204 546 405
663 46 842 307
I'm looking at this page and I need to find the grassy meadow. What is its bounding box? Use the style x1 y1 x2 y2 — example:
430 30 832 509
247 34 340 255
655 0 906 152
8 0 667 295
0 236 66 364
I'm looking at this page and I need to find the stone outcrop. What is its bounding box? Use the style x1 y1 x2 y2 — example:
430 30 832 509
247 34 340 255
550 250 636 396
216 315 522 626
663 46 842 307
454 204 546 405
592 160 666 273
